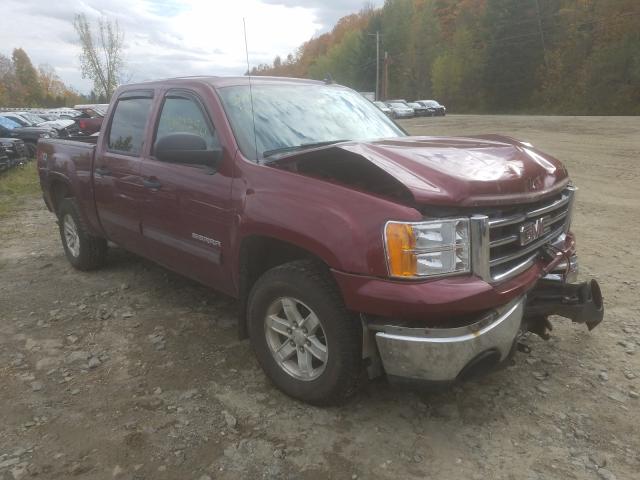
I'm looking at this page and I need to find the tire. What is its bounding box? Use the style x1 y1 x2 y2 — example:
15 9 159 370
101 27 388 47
247 260 363 405
57 198 108 270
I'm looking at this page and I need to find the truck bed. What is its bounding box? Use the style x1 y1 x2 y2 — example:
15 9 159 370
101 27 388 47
37 137 99 229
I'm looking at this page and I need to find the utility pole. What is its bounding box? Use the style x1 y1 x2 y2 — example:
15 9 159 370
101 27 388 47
534 0 548 68
368 31 381 100
383 51 389 100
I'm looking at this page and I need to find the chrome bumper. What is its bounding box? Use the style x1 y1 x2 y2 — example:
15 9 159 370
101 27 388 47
375 296 524 383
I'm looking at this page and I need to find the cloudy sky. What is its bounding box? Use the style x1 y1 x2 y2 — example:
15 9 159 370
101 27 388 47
2 0 381 93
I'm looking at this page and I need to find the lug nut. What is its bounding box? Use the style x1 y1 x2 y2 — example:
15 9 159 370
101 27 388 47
302 328 307 334
299 347 304 352
290 341 295 347
287 328 292 334
306 340 311 346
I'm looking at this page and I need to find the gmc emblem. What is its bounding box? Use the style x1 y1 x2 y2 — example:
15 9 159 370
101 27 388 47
519 216 550 246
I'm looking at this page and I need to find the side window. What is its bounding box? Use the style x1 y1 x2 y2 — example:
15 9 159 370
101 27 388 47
108 97 153 155
155 96 219 152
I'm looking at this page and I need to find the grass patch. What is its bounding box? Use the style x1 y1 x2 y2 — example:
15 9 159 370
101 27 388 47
0 162 41 218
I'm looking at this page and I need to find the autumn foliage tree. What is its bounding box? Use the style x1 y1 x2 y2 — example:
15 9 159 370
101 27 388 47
0 49 82 107
253 0 640 114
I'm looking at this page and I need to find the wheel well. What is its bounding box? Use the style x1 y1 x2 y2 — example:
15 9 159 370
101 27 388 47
50 180 72 215
237 235 326 338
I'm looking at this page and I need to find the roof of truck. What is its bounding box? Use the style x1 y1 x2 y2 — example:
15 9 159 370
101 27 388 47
121 75 328 90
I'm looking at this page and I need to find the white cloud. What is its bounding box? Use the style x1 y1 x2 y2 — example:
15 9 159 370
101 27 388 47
2 0 361 93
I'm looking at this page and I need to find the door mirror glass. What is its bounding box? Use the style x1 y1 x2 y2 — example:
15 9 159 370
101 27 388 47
154 133 221 167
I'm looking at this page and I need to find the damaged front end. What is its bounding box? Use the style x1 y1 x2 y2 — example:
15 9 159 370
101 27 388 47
524 276 604 340
362 256 605 388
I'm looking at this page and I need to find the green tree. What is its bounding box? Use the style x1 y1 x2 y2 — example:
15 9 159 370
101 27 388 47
73 13 126 100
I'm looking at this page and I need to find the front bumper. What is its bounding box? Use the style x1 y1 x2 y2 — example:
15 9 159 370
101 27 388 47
375 296 524 384
364 254 603 385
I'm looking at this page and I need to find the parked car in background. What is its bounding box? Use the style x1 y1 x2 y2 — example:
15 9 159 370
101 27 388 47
373 101 393 117
73 105 106 135
416 100 446 116
0 137 28 167
46 108 81 119
407 102 430 117
0 115 56 157
385 101 414 118
0 145 9 172
0 111 78 137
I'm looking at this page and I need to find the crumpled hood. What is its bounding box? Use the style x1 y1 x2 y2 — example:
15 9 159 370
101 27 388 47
336 135 569 207
39 119 74 129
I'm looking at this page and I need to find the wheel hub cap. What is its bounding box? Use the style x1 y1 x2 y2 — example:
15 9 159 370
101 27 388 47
63 214 80 258
264 297 328 381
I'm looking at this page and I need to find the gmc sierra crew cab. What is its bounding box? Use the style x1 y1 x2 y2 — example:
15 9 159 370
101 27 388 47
37 76 604 405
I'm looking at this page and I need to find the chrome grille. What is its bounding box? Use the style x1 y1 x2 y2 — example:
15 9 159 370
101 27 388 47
470 186 575 283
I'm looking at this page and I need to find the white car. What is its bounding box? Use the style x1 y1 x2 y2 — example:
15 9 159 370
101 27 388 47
373 101 393 117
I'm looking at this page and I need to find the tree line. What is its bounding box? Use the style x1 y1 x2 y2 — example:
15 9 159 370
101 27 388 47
0 13 125 108
0 48 86 108
251 0 640 115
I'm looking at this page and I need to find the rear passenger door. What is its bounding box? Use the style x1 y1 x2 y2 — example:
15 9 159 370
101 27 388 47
138 89 234 290
94 91 152 251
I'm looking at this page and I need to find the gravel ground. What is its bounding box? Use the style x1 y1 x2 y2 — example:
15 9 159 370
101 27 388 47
1 115 638 480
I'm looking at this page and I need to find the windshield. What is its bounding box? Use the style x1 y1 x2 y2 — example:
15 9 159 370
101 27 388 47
0 116 20 129
424 101 440 107
21 113 46 124
217 83 404 160
388 103 407 109
1 115 28 126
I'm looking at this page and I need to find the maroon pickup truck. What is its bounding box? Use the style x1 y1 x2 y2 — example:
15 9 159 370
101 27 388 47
37 76 604 405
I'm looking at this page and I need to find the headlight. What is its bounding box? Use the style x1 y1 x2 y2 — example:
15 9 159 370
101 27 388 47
384 218 470 278
39 133 50 138
1 142 12 148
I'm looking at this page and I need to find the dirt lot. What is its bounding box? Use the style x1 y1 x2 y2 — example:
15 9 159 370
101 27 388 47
1 115 639 480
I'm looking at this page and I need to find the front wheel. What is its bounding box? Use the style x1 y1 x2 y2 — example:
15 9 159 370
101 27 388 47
247 260 363 405
57 198 108 270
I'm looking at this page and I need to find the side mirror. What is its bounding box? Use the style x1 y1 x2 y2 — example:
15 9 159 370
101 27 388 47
155 133 221 168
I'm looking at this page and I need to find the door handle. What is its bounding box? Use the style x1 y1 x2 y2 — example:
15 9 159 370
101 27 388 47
143 178 162 190
95 166 112 176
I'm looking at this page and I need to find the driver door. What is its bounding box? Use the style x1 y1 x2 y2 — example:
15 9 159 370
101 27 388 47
138 89 234 290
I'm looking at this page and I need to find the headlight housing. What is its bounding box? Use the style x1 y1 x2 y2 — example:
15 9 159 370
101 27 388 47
39 133 50 138
384 218 470 278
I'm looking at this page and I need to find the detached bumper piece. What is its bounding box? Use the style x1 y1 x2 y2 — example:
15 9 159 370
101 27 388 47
523 278 604 339
374 297 524 387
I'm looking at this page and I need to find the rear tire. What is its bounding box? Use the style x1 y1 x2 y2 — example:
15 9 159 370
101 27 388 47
247 260 363 405
57 198 107 270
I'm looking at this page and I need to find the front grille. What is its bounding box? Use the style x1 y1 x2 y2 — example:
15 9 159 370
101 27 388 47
14 141 26 157
485 187 574 282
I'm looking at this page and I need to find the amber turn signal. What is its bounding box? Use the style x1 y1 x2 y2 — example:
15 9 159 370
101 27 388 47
384 222 417 277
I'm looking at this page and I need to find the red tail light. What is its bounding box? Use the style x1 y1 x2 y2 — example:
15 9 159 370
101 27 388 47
79 120 87 130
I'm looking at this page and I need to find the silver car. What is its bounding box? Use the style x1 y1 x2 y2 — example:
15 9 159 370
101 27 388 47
373 101 393 117
385 101 415 118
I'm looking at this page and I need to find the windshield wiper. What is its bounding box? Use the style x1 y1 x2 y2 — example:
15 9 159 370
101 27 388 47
262 139 350 160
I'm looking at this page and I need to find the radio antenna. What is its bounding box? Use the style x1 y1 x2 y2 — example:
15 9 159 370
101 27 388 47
243 18 259 163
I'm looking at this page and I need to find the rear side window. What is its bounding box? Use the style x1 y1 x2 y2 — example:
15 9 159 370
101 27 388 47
155 96 218 151
108 97 152 155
